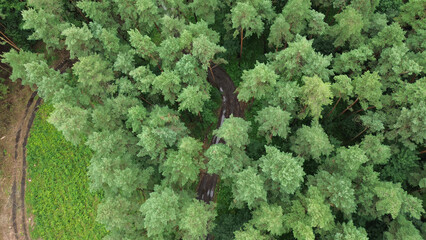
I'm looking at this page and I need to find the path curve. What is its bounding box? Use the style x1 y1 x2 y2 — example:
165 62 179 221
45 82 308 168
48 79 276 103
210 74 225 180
196 66 243 203
1 52 74 240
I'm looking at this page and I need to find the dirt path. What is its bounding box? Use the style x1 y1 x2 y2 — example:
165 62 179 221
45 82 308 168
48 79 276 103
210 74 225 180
196 66 244 204
0 51 74 240
0 85 38 240
196 66 245 239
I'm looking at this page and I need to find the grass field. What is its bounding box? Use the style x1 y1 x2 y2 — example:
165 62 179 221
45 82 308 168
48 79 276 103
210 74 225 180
26 104 107 239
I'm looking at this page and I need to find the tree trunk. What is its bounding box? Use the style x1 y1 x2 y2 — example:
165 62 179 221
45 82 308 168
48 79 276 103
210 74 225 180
326 92 341 118
351 106 376 115
350 126 368 142
154 22 161 33
240 28 244 59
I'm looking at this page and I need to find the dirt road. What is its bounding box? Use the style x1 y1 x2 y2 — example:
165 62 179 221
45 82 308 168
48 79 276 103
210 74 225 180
0 52 74 240
0 86 39 240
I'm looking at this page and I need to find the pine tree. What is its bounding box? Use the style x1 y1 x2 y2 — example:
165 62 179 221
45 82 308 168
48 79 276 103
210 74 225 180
260 146 305 194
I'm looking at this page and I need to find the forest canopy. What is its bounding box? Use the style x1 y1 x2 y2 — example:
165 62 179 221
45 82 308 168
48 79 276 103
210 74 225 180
2 0 425 239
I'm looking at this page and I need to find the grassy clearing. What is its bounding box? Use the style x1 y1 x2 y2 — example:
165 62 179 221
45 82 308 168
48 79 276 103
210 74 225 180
26 104 107 240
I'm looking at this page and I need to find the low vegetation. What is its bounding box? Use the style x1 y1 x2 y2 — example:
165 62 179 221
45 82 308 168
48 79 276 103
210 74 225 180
26 104 106 239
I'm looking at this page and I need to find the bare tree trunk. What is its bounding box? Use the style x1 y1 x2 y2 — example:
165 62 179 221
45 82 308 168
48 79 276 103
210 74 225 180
240 28 244 59
326 92 341 118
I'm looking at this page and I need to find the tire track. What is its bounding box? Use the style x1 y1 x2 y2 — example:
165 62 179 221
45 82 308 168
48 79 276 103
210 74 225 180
19 97 42 240
11 89 37 240
11 180 18 239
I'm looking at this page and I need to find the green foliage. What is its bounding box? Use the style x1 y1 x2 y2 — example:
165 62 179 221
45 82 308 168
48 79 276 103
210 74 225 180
291 122 334 161
250 203 285 235
232 167 267 209
384 216 423 240
162 137 204 187
282 199 315 240
230 2 264 39
47 102 90 145
360 134 391 165
260 146 305 195
381 148 420 183
140 187 180 239
237 62 278 102
311 171 357 215
178 200 217 240
177 85 210 114
333 221 368 240
371 22 405 50
1 50 43 85
396 0 425 32
205 143 238 179
329 7 365 48
234 223 269 240
268 15 291 48
331 75 354 101
0 0 33 49
353 71 383 109
22 6 70 49
390 102 426 150
255 106 291 142
333 45 374 75
62 23 94 58
306 186 334 231
26 104 106 239
5 1 426 239
137 106 188 162
269 35 333 81
73 54 115 98
268 0 327 48
301 75 333 119
213 116 251 149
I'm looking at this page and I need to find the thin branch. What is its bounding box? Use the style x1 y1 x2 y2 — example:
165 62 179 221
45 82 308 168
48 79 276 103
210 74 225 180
0 64 12 74
0 31 19 49
299 105 308 115
0 31 20 51
350 126 368 142
140 95 153 106
351 106 376 115
339 97 359 116
208 65 215 82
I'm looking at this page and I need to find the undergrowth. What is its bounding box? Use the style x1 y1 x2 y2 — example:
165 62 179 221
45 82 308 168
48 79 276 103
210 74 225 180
26 104 107 240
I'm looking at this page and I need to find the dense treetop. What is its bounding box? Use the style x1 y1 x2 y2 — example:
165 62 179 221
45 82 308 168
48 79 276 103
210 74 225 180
2 0 425 239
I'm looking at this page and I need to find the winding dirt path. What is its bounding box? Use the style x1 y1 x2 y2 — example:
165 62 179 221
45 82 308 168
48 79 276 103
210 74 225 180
1 88 40 240
196 66 244 203
196 66 245 239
